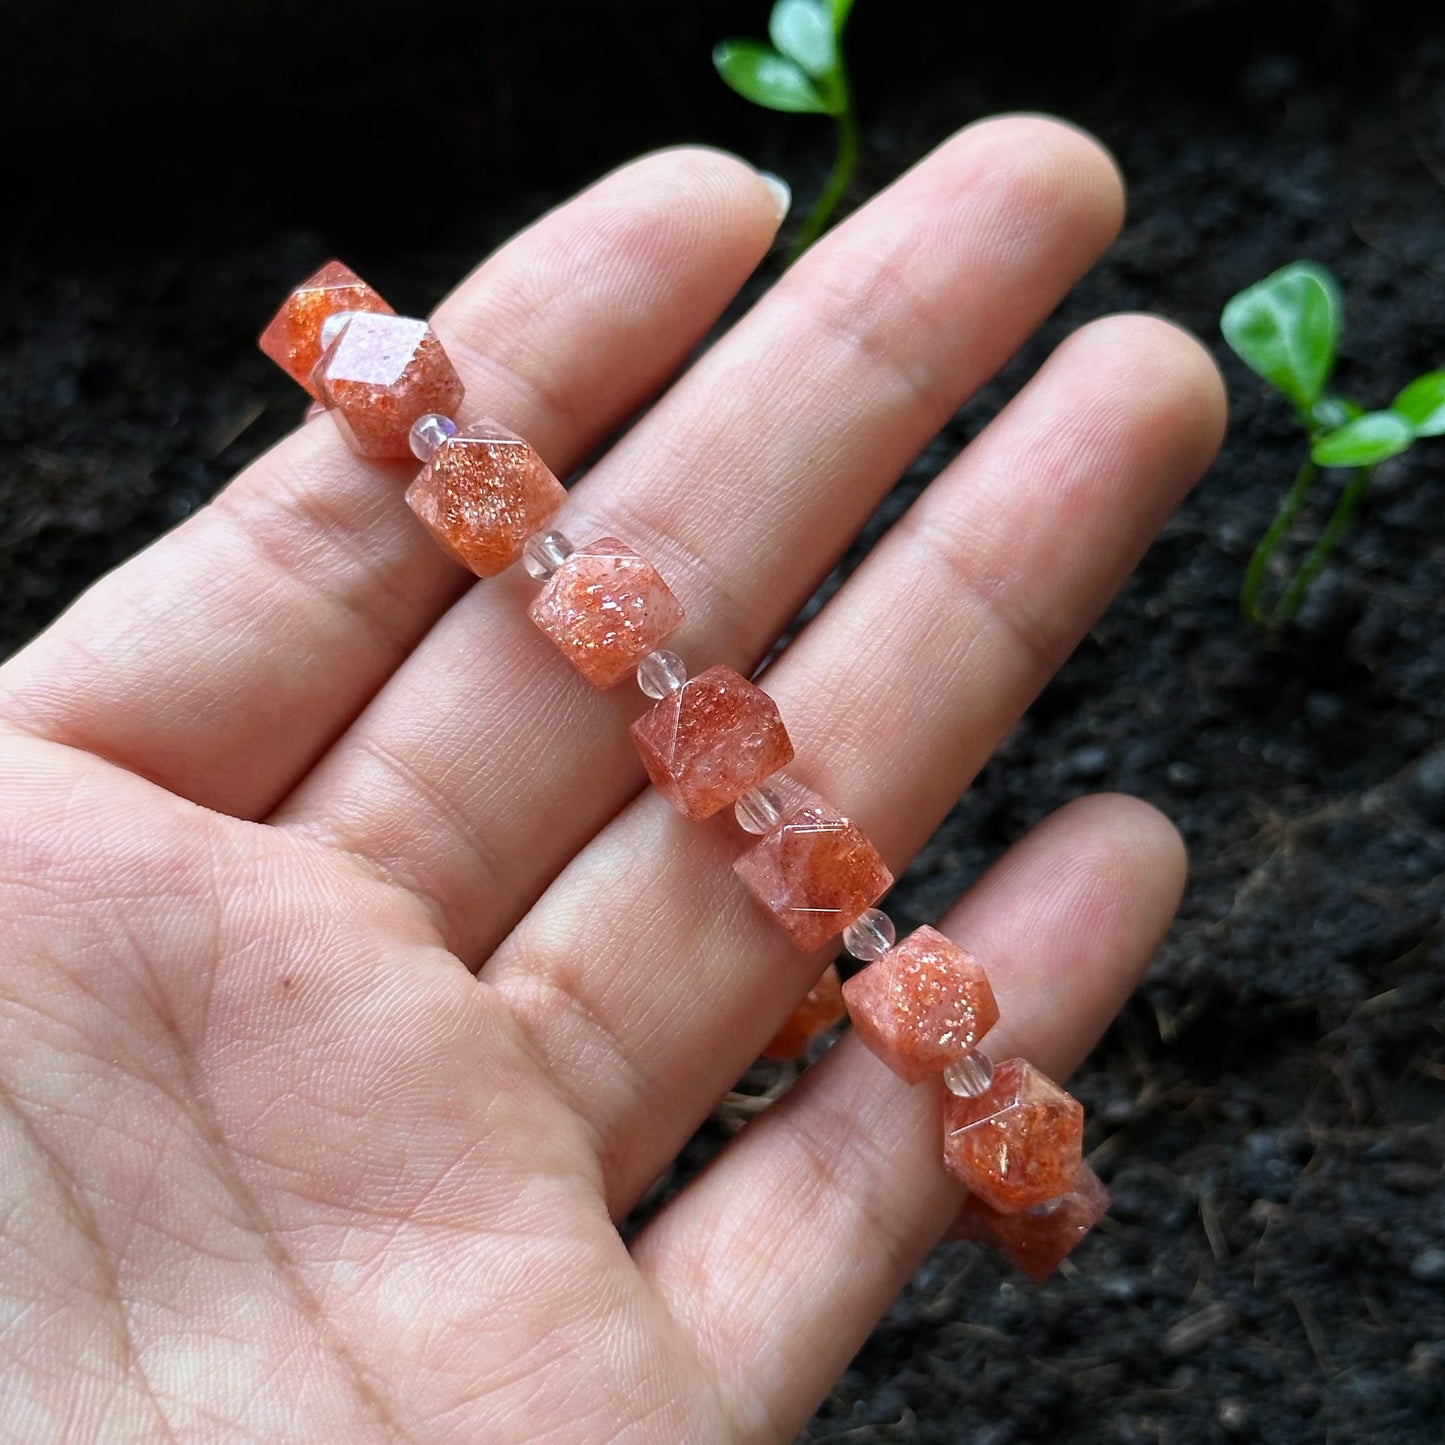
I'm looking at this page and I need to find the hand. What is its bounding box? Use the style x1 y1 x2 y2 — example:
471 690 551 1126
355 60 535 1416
0 121 1223 1442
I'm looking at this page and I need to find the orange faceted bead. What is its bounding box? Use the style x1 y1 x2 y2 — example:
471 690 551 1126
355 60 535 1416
948 1164 1110 1281
842 926 999 1084
529 539 685 688
258 260 395 397
763 965 846 1061
942 1056 1084 1214
630 665 794 820
406 421 567 577
733 796 893 952
314 313 465 459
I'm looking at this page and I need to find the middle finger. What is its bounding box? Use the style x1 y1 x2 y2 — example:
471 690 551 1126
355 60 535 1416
275 116 1126 961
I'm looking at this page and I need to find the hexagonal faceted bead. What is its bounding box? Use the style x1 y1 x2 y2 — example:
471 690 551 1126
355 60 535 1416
630 665 793 820
734 795 894 952
258 260 395 397
313 313 465 459
841 926 999 1084
405 420 567 577
947 1165 1110 1282
763 965 845 1061
942 1056 1085 1214
529 538 685 689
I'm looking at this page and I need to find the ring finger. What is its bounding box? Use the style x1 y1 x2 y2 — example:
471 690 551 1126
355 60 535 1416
484 311 1225 1211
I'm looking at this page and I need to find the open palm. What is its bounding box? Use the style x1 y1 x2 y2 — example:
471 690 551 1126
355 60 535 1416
0 121 1222 1442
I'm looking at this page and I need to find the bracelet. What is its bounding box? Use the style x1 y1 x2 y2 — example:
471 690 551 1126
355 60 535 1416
259 261 1110 1282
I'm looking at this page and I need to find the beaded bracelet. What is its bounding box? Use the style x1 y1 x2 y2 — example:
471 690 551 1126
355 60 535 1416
259 261 1110 1282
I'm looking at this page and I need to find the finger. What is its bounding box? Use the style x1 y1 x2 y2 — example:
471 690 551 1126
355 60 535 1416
486 312 1225 1208
634 795 1187 1440
276 116 1127 957
0 148 783 819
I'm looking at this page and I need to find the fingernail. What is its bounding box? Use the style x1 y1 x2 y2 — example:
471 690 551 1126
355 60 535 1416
758 170 792 223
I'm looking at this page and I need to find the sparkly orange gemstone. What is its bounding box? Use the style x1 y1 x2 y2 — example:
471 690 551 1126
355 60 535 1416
630 665 793 820
948 1164 1110 1281
763 965 846 1060
842 926 999 1084
258 260 395 397
942 1057 1085 1214
529 539 685 689
733 796 894 952
313 313 465 459
406 421 567 577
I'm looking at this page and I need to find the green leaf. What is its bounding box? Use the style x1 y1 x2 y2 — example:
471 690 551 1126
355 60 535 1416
832 0 857 30
769 0 836 79
712 41 830 114
1391 370 1445 437
1309 395 1362 431
1221 261 1343 415
1311 410 1416 467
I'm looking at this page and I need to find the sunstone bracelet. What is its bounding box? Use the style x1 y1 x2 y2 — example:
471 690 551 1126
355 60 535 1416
259 261 1110 1282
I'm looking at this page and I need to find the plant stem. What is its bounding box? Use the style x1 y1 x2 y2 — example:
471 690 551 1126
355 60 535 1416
1274 465 1372 622
787 75 860 262
1241 456 1319 626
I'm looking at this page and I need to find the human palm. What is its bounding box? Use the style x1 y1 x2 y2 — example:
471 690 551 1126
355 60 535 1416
0 121 1223 1442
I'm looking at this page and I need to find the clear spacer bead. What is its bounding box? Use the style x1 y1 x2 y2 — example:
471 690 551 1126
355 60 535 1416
943 1050 995 1099
408 411 458 462
843 907 896 961
735 782 784 835
636 649 687 700
522 529 575 581
318 309 359 351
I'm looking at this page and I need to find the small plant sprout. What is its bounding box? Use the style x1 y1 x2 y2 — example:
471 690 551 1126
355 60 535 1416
713 0 860 260
1223 260 1445 627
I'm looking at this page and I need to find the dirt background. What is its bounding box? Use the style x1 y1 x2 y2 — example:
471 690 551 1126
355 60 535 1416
2 1 1442 1440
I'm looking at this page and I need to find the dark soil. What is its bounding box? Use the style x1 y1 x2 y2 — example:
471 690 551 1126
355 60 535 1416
2 1 1443 1440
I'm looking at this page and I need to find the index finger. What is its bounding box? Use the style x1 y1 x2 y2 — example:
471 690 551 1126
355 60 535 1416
0 149 784 820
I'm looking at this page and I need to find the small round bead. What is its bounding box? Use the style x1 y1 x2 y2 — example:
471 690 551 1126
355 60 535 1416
522 529 575 581
636 649 687 700
318 310 358 351
735 783 783 835
843 907 896 961
407 412 458 462
943 1050 995 1099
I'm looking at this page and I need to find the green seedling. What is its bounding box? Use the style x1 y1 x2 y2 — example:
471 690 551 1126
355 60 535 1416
1223 261 1445 627
713 0 861 260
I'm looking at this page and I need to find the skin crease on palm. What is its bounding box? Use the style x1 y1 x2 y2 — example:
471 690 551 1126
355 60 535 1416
0 118 1226 1443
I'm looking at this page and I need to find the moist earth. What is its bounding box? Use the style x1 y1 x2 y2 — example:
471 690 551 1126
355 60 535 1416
1 2 1442 1440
